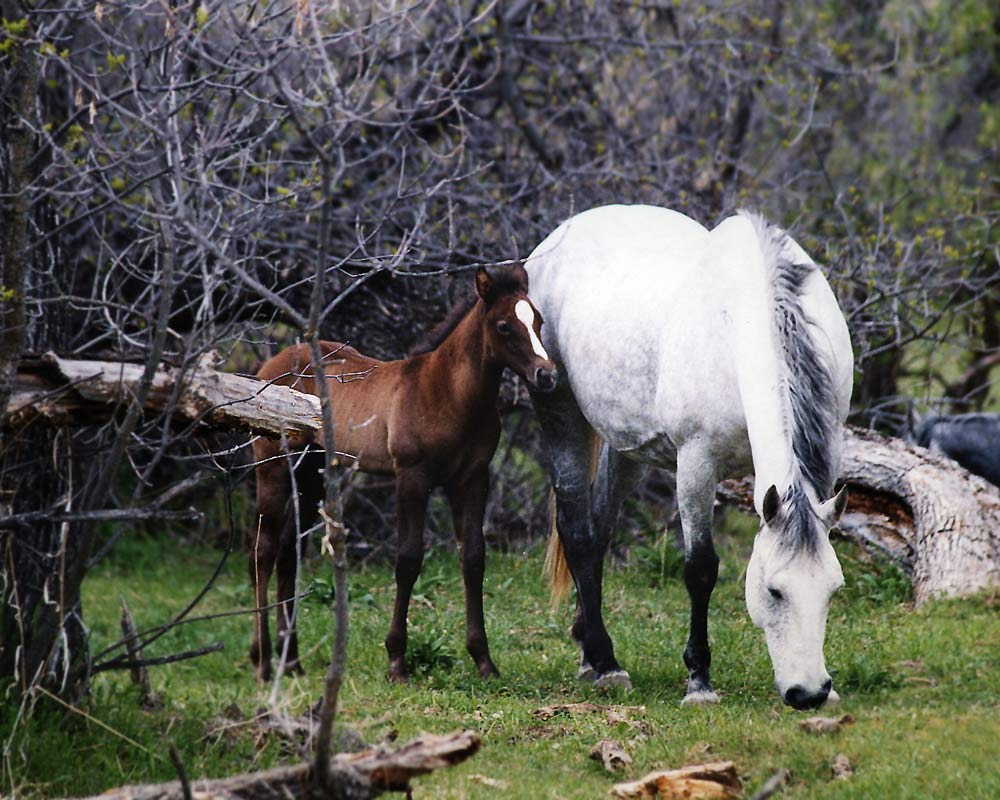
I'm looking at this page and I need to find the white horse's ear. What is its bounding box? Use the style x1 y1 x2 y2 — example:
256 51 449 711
762 484 781 525
821 485 849 527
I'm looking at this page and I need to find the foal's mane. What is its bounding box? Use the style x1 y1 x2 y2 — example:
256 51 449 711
741 211 840 550
408 295 478 357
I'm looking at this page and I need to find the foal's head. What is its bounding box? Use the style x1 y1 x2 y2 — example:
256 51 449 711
745 483 848 710
475 264 558 393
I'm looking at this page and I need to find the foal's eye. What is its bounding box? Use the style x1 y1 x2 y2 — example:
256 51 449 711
768 587 784 601
497 320 511 336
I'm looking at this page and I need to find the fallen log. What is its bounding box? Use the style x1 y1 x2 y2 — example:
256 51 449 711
5 352 322 445
7 357 1000 602
718 426 1000 604
76 729 481 800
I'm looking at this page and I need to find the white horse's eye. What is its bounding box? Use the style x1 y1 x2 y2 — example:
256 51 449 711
768 587 784 601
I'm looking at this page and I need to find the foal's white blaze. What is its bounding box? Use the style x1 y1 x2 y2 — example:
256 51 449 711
514 300 550 360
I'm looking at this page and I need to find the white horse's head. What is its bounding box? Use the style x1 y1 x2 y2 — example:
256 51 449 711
746 483 848 710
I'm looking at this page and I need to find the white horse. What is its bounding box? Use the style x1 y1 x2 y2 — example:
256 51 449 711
525 205 853 709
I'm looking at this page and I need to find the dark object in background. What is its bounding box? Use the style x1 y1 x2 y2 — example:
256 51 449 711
906 412 1000 488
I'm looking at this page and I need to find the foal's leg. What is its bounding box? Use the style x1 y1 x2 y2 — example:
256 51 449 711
676 445 721 705
384 466 431 682
531 386 625 684
249 441 287 682
273 451 323 676
447 464 499 678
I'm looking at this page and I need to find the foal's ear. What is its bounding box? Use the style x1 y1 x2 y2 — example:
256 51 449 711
475 267 495 305
821 485 849 527
510 261 529 291
762 484 781 525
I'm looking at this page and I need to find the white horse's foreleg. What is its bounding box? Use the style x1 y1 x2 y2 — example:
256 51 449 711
585 444 645 688
676 445 721 705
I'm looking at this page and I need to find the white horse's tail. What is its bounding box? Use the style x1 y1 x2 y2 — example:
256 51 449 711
543 430 602 607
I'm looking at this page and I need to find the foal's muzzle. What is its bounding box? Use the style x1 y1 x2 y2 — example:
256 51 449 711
783 679 832 710
531 366 558 393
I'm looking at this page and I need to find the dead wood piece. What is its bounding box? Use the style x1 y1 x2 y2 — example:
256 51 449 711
590 739 632 773
532 702 645 721
468 773 510 790
340 729 481 791
798 714 854 735
610 761 742 799
718 426 1000 604
532 702 598 720
78 729 481 800
831 753 853 780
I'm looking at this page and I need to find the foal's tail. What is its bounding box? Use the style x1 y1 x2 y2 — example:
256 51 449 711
543 430 602 608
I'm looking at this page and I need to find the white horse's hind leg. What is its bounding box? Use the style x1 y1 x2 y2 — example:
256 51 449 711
676 445 721 705
581 445 645 687
531 383 627 683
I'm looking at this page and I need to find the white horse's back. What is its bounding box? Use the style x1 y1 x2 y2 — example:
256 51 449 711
526 205 852 480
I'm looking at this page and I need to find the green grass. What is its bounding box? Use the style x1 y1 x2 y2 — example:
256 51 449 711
3 517 999 798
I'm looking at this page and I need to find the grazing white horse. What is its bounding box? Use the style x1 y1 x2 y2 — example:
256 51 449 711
526 205 853 709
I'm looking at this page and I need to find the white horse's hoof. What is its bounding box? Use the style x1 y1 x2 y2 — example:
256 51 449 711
826 689 840 706
578 662 598 681
681 689 720 706
594 670 632 690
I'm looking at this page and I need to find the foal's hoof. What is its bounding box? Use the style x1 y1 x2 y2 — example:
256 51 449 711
681 689 720 706
388 660 410 684
578 662 598 681
278 660 305 677
594 670 632 690
477 661 500 679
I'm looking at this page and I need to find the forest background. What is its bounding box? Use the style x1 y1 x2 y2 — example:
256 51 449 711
0 1 998 794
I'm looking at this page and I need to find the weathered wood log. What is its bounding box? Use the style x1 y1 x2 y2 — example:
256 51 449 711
610 761 742 799
7 357 1000 603
76 729 481 800
718 426 1000 604
5 353 322 445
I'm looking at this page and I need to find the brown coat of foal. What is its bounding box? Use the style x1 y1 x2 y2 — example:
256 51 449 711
250 264 557 682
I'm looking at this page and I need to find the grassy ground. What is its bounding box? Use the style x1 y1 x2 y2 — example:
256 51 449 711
3 512 999 798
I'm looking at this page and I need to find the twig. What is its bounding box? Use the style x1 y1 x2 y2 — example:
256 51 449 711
0 508 200 529
120 597 159 709
167 742 192 800
36 688 157 758
90 643 224 676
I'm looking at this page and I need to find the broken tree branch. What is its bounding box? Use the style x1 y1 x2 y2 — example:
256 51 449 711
5 353 322 445
76 729 481 800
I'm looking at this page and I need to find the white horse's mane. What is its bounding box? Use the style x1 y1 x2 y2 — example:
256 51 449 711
740 210 840 552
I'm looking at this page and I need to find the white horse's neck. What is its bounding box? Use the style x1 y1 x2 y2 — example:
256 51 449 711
713 216 807 511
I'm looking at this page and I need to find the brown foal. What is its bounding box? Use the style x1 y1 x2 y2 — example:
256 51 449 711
249 264 557 682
